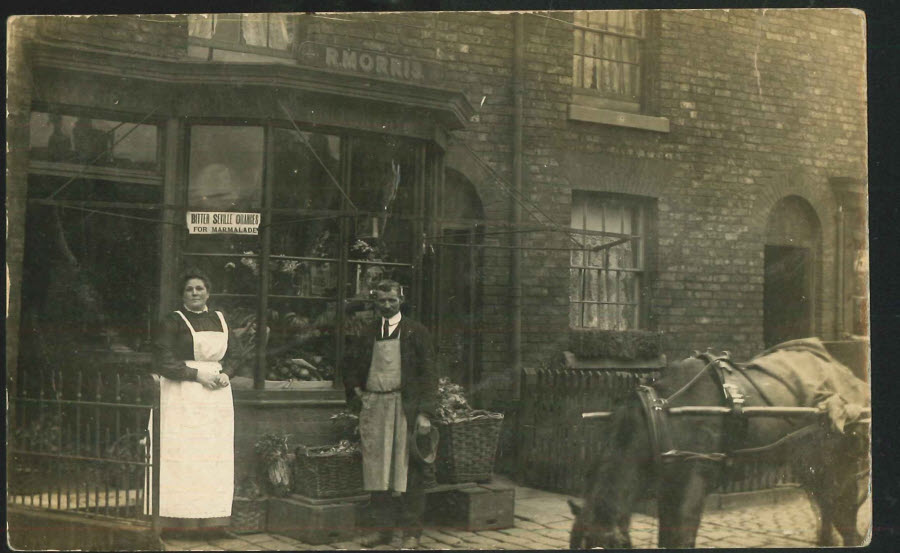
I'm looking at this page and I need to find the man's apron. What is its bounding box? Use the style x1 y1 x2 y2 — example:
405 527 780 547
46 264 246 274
145 310 234 518
359 336 409 492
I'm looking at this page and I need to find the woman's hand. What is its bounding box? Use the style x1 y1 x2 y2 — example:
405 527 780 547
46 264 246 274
196 371 220 390
215 373 230 388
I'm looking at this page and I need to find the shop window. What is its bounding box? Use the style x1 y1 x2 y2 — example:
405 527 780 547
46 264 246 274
347 134 417 303
570 191 649 330
182 123 425 387
21 110 164 382
29 111 160 172
572 11 644 110
188 125 264 210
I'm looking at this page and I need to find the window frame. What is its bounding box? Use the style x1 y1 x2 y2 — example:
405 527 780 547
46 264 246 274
187 13 298 60
572 11 646 112
569 191 652 331
179 118 431 390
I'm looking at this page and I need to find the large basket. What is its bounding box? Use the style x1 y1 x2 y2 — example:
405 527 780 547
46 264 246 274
435 417 503 484
230 497 267 534
292 445 364 499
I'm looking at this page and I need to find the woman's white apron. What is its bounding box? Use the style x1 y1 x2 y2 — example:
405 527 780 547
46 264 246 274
359 336 409 492
145 310 234 518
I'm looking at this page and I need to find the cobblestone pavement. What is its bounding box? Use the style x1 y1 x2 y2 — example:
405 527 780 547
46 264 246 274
162 479 827 550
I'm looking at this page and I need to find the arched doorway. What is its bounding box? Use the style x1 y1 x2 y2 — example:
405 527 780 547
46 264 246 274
433 170 485 392
763 196 823 347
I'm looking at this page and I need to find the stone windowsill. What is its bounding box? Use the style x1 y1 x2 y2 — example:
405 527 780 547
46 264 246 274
568 102 670 133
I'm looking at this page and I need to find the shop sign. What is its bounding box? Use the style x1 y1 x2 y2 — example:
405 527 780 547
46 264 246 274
186 211 260 235
296 42 442 83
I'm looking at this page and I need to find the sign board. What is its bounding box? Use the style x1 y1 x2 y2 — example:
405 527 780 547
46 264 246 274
296 42 443 84
186 211 260 235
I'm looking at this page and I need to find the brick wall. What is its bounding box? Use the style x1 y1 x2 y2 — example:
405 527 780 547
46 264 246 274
33 14 187 58
8 10 866 401
260 10 867 396
6 17 38 395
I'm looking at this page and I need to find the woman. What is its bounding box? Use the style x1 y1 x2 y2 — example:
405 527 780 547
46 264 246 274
147 270 237 534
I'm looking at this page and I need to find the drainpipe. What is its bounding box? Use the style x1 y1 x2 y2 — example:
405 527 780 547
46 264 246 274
836 203 845 339
511 13 524 398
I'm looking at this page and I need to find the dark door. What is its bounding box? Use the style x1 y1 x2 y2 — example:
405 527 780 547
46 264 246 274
764 245 812 347
436 228 481 391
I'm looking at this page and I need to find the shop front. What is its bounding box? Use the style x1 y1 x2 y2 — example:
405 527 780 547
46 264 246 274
13 35 475 530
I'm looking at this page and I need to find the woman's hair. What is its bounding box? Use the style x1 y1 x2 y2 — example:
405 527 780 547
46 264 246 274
178 268 212 294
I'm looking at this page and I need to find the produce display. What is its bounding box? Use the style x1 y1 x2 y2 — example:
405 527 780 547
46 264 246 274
436 377 504 423
301 440 361 457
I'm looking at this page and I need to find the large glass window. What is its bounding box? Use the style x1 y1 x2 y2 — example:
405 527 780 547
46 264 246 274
570 192 650 330
21 109 164 389
29 111 160 172
182 123 426 387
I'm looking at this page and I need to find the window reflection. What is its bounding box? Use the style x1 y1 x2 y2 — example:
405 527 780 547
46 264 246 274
188 126 263 210
29 112 159 170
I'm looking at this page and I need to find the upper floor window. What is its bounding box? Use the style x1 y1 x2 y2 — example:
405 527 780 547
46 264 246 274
188 14 294 55
572 11 645 109
570 191 650 330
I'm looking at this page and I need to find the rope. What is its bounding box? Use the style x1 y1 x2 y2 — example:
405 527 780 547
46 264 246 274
277 100 358 213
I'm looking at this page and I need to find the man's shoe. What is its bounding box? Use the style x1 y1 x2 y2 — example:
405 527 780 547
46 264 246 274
359 531 393 548
400 534 421 549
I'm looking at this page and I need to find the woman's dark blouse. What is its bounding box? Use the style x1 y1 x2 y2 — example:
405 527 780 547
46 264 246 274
151 310 238 381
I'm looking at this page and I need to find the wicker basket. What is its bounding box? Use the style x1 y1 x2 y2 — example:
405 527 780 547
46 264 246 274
435 417 503 484
230 497 267 534
292 445 364 499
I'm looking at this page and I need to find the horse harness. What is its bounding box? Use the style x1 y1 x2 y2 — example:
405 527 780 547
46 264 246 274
635 351 824 476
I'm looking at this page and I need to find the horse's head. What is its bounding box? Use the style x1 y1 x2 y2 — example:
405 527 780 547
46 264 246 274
568 498 631 549
569 396 653 549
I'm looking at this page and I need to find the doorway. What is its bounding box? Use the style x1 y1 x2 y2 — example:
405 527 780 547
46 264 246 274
764 245 812 347
432 170 484 392
763 195 822 348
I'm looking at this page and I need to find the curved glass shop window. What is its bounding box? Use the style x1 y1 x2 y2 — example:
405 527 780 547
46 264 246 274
265 128 342 384
181 123 426 388
21 110 163 388
347 134 417 307
183 125 264 382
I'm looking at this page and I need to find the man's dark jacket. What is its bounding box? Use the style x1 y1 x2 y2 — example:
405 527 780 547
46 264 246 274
344 317 439 426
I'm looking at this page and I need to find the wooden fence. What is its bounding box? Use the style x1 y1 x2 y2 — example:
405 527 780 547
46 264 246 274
516 363 797 496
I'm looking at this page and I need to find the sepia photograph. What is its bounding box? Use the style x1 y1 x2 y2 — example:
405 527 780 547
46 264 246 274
6 6 872 550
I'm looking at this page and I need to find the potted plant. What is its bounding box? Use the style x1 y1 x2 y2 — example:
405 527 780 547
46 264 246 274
254 433 293 497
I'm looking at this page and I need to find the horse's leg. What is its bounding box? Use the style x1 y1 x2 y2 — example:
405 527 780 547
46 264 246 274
803 473 841 546
657 464 710 548
827 455 865 546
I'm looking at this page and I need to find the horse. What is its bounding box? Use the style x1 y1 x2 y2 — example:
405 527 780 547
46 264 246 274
568 346 870 549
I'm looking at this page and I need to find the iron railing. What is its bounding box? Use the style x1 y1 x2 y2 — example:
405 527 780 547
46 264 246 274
8 354 160 533
517 365 662 494
518 365 808 496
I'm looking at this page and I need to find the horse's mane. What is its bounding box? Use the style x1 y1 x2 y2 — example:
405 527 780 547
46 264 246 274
582 394 646 518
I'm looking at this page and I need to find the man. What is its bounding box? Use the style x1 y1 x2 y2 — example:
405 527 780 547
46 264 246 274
345 280 438 549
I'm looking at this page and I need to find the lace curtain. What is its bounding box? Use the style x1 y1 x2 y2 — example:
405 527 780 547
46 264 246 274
242 13 292 50
570 195 640 330
188 13 292 50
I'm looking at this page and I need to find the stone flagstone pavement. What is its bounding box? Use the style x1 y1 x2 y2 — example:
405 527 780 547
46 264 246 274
162 476 832 550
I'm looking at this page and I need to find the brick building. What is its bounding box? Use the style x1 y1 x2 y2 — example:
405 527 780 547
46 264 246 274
6 10 867 543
